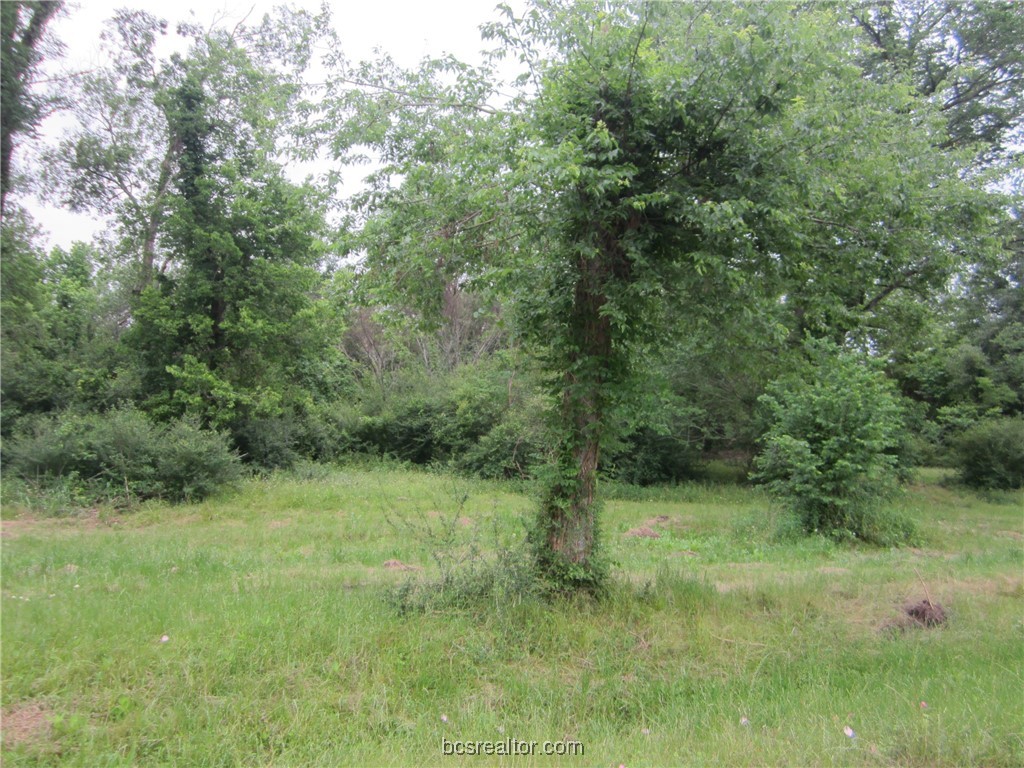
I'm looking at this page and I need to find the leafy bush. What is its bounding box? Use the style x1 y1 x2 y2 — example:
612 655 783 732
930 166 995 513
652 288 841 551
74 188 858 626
5 407 240 504
754 342 912 544
233 415 302 469
155 419 243 501
954 417 1024 489
606 427 703 486
345 359 551 478
457 406 549 479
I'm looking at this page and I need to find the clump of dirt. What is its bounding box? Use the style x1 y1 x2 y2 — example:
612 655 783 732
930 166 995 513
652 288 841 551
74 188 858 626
646 515 671 525
2 701 51 747
624 526 660 539
905 599 947 627
383 559 420 571
880 596 950 634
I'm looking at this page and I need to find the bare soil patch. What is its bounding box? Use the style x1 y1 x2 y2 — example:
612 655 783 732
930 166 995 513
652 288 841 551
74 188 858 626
2 700 52 748
382 559 421 571
1 517 42 540
905 599 947 626
880 596 949 633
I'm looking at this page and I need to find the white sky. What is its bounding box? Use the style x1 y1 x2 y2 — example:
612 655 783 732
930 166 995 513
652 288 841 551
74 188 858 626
27 0 520 249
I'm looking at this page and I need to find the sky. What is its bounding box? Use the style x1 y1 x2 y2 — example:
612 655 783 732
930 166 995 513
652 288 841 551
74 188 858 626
27 0 519 249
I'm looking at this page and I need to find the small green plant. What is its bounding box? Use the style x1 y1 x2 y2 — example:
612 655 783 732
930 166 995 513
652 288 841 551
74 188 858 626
754 341 914 545
954 416 1024 489
381 481 540 613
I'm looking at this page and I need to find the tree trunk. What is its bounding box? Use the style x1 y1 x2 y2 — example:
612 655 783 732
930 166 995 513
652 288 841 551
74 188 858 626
535 240 615 591
541 391 602 565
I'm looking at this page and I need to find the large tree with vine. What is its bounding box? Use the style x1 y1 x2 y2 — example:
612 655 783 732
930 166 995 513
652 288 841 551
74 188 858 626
324 0 1003 592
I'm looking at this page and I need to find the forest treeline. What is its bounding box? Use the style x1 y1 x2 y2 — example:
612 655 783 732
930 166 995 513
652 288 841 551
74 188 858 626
2 1 1022 586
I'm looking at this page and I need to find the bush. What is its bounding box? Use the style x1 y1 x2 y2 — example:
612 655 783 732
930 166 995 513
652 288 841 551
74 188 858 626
754 341 912 544
955 417 1024 489
344 359 551 478
457 403 549 479
606 427 703 486
156 419 242 501
233 415 302 469
5 407 240 504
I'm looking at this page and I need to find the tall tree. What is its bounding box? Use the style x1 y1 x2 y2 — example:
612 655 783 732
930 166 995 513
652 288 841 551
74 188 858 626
0 0 61 215
43 7 326 292
123 25 341 467
326 0 1003 591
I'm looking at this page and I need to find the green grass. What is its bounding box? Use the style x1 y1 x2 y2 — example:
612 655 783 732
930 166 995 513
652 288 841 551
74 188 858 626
2 466 1022 766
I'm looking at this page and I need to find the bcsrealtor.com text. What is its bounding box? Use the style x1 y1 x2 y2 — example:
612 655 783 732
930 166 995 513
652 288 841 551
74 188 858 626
441 737 584 757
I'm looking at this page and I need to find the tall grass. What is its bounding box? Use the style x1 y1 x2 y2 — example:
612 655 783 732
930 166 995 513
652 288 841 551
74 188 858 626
2 466 1022 766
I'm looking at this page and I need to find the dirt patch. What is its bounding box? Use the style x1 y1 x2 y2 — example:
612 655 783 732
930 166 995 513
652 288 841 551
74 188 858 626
624 526 660 539
881 597 948 633
670 550 698 557
457 517 474 528
905 599 947 626
267 519 291 530
2 701 52 747
74 508 108 530
818 566 851 575
998 530 1024 541
1 517 42 540
383 559 421 572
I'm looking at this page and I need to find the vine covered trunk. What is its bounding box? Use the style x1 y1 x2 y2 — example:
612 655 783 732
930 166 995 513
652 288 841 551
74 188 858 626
535 228 618 591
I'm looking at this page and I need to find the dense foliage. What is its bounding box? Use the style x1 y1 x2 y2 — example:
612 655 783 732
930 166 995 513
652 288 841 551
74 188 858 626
6 406 241 503
1 0 1021 591
754 342 914 544
954 417 1024 490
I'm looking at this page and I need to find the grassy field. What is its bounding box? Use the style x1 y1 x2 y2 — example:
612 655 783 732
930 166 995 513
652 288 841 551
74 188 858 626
2 466 1022 767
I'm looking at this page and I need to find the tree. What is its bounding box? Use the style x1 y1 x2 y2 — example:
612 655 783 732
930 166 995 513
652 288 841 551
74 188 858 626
323 0 1002 591
847 0 1024 161
124 30 338 466
0 0 61 215
44 7 327 292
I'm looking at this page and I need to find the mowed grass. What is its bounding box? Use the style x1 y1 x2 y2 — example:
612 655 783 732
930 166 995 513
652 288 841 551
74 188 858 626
2 466 1022 767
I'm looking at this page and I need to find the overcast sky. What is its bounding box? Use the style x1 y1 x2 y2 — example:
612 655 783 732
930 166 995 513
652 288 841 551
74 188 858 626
29 0 518 249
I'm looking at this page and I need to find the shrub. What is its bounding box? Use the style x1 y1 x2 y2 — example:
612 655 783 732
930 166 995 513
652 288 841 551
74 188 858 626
5 407 240 504
345 359 551 478
955 417 1024 489
155 419 242 501
458 412 548 479
233 415 302 469
754 341 912 544
606 427 703 486
4 410 94 478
